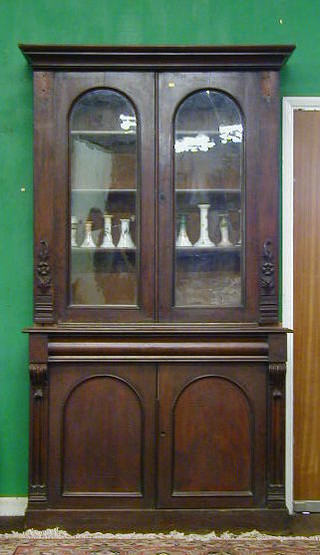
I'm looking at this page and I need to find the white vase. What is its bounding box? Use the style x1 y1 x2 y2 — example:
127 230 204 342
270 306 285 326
176 215 192 247
194 204 215 247
81 220 96 248
100 214 115 248
117 218 135 249
71 216 78 247
218 214 232 247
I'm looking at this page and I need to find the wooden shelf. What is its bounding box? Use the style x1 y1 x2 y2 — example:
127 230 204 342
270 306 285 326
176 130 242 136
176 245 241 254
71 130 136 135
72 188 239 194
72 246 136 252
72 188 136 193
176 188 241 194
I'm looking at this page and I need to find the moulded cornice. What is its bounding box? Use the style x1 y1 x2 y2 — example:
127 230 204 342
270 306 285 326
19 44 295 71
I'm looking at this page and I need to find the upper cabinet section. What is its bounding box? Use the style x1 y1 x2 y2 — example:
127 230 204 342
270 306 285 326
30 70 155 323
20 45 294 326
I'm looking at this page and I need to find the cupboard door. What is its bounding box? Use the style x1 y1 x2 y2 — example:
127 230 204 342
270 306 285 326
41 72 155 322
48 363 156 508
158 72 260 322
157 363 267 508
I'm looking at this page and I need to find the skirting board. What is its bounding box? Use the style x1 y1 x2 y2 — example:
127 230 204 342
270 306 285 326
0 498 27 516
294 501 320 513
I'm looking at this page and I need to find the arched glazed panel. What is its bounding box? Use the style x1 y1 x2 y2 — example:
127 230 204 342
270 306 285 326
62 375 143 495
174 90 244 308
173 376 252 493
69 89 139 306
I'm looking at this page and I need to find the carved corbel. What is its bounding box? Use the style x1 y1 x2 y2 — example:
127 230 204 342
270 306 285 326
29 363 48 501
268 362 286 507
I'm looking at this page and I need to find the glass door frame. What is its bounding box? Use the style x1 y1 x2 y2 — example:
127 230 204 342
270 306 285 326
158 71 260 323
53 72 156 323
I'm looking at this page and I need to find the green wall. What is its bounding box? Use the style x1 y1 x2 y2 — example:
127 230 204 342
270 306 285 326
0 0 319 496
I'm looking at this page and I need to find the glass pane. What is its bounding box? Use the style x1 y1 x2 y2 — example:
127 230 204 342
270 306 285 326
174 90 243 307
69 89 138 306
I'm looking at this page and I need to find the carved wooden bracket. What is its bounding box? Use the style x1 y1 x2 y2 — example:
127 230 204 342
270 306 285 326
29 363 48 502
36 240 51 293
261 239 275 294
35 239 54 323
268 362 286 508
259 239 278 324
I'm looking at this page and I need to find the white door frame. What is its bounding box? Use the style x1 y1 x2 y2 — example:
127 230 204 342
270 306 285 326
282 97 320 514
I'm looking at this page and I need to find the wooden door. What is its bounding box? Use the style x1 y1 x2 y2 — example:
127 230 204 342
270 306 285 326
157 362 267 508
48 363 156 508
294 111 320 499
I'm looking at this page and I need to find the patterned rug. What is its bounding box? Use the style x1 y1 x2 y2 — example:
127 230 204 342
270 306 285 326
1 530 320 555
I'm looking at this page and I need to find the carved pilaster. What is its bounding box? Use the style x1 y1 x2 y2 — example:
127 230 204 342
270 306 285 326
35 239 54 323
259 239 278 324
268 362 286 508
29 363 48 502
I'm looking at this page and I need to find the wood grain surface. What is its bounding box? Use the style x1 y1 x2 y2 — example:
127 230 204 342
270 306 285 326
294 110 320 499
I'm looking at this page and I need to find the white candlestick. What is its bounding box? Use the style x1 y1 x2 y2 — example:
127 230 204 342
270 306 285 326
176 215 192 247
218 215 232 247
117 218 135 249
81 220 96 248
236 210 242 245
194 204 215 247
71 216 78 247
100 214 115 248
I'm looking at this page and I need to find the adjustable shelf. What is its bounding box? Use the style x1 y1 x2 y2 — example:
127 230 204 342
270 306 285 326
72 188 136 193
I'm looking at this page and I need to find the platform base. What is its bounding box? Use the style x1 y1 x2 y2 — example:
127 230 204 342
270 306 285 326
25 508 290 534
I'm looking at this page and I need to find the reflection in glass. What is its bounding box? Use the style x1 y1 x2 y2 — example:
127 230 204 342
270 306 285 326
174 90 244 307
69 89 138 306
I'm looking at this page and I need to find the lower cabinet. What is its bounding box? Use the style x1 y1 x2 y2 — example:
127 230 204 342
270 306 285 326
46 361 267 510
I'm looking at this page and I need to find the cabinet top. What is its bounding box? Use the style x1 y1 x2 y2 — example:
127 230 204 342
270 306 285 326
19 44 295 71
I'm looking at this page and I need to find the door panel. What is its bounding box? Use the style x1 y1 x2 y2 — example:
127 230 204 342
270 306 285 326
158 72 260 323
173 376 252 493
63 375 143 494
294 111 320 499
49 363 156 508
157 363 267 508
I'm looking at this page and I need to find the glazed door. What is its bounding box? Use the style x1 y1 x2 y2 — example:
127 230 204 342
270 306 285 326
158 72 260 322
157 363 267 508
48 363 156 508
43 72 155 322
